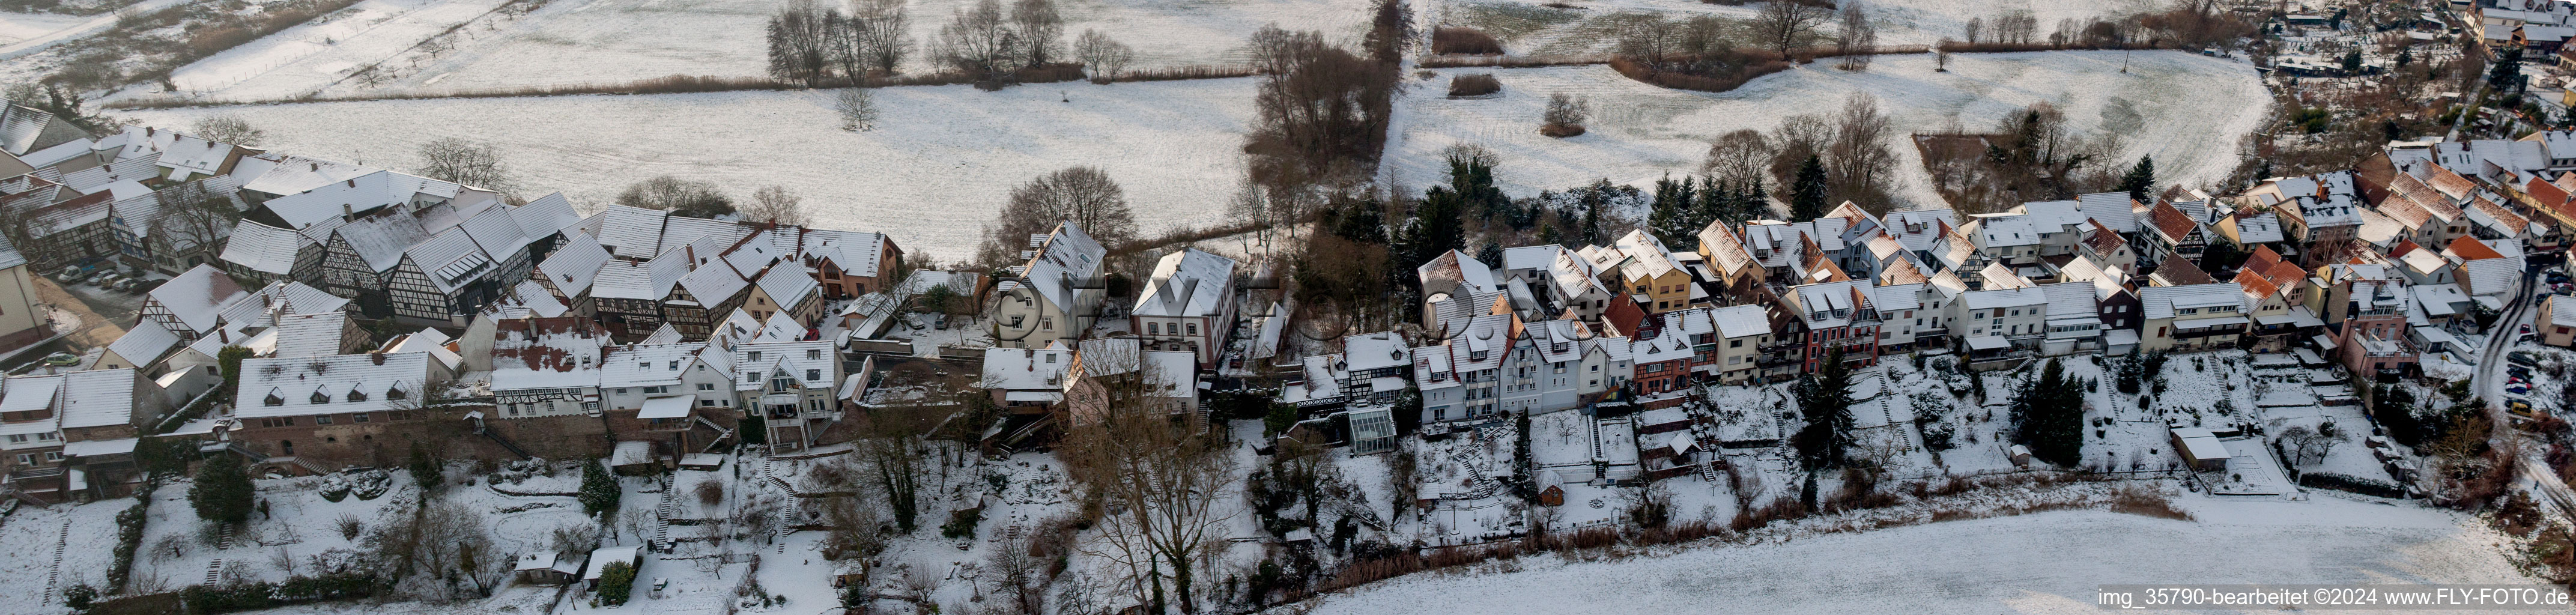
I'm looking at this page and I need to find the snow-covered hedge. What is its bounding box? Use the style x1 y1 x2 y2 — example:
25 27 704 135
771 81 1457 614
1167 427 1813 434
107 495 150 591
2297 472 2407 499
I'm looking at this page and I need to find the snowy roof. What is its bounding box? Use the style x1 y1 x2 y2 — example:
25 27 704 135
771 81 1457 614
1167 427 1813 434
639 323 683 346
801 228 889 277
2039 283 2099 322
676 258 748 303
268 312 350 359
489 318 608 392
235 353 431 419
537 232 613 298
407 227 497 293
2231 212 2284 244
457 205 535 261
2140 284 2247 320
2170 427 2230 462
2075 192 2140 234
148 264 250 334
599 342 717 389
754 259 821 308
1344 331 1410 372
1709 304 1769 339
1135 248 1236 318
588 205 671 259
1028 221 1105 278
105 321 180 367
260 170 468 230
234 154 372 196
733 340 838 391
510 192 582 238
52 369 134 429
218 220 303 276
334 211 431 273
637 395 695 419
983 346 1071 390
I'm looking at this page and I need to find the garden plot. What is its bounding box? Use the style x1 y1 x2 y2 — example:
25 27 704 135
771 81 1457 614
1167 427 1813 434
1435 0 2158 56
159 0 518 101
119 77 1259 261
1303 496 2529 615
330 0 1377 97
1382 50 2267 211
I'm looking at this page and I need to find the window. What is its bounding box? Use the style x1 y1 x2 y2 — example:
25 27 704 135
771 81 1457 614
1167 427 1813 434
639 362 651 371
13 453 29 464
807 369 822 381
807 350 821 360
1148 323 1159 335
264 393 285 406
1186 323 1198 336
748 351 763 362
698 383 715 391
746 373 762 383
1730 339 1742 348
387 387 405 400
354 413 369 423
317 415 333 425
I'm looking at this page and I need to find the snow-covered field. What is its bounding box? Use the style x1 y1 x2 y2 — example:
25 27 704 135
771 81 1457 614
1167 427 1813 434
163 0 518 100
1383 50 2269 211
1306 497 2530 615
246 0 1381 98
1437 0 2161 56
120 77 1258 261
0 11 89 45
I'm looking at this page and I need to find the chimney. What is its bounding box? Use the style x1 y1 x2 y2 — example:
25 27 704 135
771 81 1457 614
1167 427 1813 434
371 353 387 365
217 328 229 344
342 204 353 220
309 162 318 172
345 179 356 188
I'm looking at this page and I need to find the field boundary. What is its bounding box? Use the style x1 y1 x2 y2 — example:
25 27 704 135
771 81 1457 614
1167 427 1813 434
105 64 1264 109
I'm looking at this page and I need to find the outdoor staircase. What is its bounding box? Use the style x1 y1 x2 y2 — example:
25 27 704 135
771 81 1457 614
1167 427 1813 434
215 523 235 550
201 559 223 586
40 520 68 601
693 416 735 454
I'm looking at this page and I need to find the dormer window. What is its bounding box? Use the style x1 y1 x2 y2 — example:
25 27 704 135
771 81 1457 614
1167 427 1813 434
348 389 367 402
264 393 284 406
386 386 406 400
311 391 330 404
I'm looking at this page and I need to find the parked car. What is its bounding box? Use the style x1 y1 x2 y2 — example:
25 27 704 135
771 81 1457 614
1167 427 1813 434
2508 385 2531 395
38 353 77 366
933 314 950 330
2510 366 2534 379
2511 351 2542 366
2523 324 2536 335
2511 400 2536 416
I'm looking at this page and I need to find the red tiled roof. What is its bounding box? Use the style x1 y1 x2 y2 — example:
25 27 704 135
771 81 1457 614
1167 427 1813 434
2148 201 2197 241
2447 235 2506 261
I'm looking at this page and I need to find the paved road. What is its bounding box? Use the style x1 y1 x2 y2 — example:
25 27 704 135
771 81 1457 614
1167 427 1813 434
2472 267 2576 517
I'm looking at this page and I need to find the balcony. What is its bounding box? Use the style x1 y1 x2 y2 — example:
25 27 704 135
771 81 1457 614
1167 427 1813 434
643 417 694 432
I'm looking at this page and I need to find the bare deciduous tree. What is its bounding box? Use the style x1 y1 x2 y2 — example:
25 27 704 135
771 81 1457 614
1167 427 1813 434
1834 1 1877 70
1073 29 1135 83
1541 92 1590 131
1751 1 1831 58
1011 0 1064 67
617 175 735 218
855 0 914 74
415 138 510 192
1000 165 1137 250
986 532 1044 614
190 115 264 146
935 0 1019 77
1824 93 1897 210
767 0 834 86
744 185 813 227
1062 353 1234 614
833 87 880 131
1701 129 1773 187
146 179 241 270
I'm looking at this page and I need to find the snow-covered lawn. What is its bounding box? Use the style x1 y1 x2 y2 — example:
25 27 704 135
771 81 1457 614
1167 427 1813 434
291 0 1377 98
1383 50 2268 211
162 0 520 100
1305 495 2530 615
119 77 1259 261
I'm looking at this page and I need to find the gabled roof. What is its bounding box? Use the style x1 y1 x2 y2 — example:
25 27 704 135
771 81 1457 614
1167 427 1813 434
269 312 351 359
148 264 249 334
983 346 1072 390
510 192 583 238
2230 211 2285 244
801 228 889 277
2148 201 2199 243
457 205 535 260
537 232 613 298
405 227 496 294
490 317 608 392
105 321 180 368
334 210 431 273
754 260 820 308
2139 283 2246 320
234 352 432 419
55 369 135 429
676 258 748 304
1135 249 1237 318
233 154 374 196
1697 219 1758 276
218 219 303 276
588 205 671 259
2076 192 2140 234
260 170 468 230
